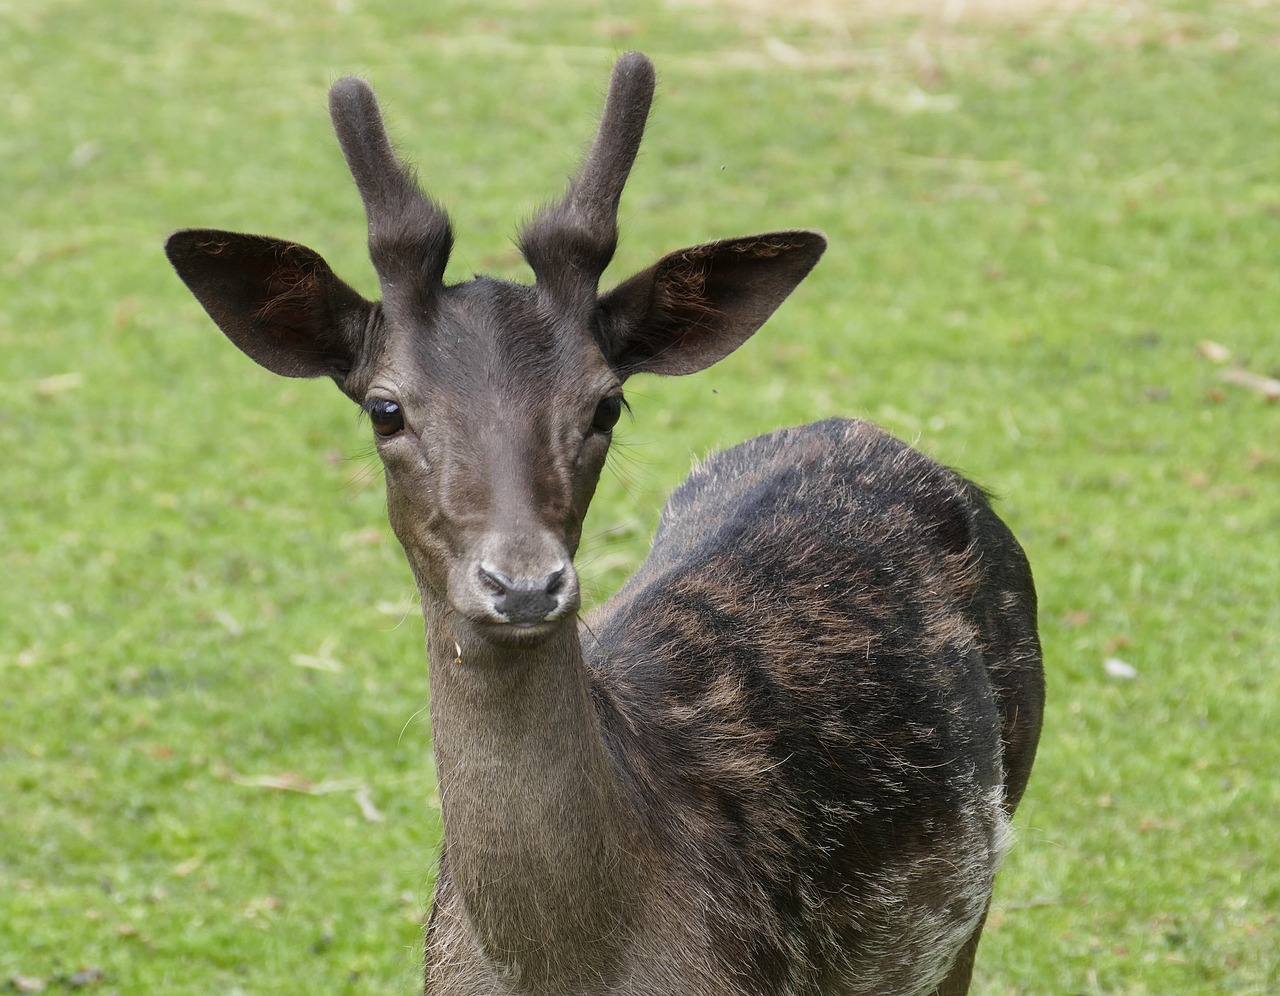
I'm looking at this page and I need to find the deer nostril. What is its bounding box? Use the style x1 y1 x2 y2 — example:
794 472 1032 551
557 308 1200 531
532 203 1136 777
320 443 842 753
478 564 566 596
478 567 510 597
475 563 573 624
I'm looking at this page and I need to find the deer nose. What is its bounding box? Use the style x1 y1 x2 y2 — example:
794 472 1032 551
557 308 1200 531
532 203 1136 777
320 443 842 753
477 564 573 624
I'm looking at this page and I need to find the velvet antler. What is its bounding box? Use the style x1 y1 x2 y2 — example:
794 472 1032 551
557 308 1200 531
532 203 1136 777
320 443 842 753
328 77 454 315
519 52 656 305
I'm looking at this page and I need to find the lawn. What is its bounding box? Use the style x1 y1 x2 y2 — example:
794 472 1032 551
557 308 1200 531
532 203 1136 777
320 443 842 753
2 0 1277 992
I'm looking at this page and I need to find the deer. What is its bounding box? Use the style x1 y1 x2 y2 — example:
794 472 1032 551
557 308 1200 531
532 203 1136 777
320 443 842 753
165 52 1044 996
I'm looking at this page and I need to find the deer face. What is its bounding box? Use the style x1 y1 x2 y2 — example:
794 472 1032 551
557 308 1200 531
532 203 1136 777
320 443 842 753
356 278 623 645
165 53 825 649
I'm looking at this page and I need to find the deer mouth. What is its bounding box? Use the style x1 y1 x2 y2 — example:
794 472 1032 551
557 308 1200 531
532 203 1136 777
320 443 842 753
469 616 572 650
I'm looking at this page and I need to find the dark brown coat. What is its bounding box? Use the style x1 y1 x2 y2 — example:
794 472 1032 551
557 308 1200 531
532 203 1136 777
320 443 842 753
166 53 1043 996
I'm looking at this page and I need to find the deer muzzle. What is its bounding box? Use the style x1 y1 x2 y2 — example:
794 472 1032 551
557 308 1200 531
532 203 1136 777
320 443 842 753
477 564 575 625
444 529 582 646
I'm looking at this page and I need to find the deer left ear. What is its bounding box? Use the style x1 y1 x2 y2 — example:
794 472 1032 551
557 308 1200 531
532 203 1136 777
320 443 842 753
595 230 826 378
165 228 375 382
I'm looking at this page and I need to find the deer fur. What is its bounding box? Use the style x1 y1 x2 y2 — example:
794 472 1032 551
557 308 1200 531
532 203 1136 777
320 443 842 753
165 52 1044 996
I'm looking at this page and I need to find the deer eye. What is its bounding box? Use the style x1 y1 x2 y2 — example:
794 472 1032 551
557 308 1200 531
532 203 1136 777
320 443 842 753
591 394 624 433
366 398 405 437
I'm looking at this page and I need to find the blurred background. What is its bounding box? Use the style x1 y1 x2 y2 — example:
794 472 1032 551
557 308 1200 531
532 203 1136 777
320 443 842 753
2 1 1277 991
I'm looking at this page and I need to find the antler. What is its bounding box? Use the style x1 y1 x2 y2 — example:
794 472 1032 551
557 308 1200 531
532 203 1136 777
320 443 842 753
520 52 657 304
328 77 453 314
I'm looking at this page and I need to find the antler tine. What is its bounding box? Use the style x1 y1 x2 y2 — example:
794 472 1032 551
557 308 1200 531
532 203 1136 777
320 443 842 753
328 77 453 301
567 52 656 229
520 52 657 301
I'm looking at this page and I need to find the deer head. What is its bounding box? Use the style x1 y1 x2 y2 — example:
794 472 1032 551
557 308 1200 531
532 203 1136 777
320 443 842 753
165 53 825 649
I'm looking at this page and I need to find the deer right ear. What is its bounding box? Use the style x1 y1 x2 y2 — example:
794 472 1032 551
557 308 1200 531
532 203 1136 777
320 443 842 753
165 228 375 381
596 230 826 379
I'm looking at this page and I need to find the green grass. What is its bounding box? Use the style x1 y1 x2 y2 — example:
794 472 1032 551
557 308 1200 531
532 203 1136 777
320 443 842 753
3 1 1278 992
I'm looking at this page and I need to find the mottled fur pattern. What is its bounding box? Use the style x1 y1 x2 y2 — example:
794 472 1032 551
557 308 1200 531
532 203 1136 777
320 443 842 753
419 419 1039 996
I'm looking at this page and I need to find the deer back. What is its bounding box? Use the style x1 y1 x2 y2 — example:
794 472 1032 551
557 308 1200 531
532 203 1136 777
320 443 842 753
578 418 1041 993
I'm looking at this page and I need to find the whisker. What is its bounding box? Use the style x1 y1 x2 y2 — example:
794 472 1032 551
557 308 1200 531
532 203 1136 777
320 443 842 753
397 699 431 745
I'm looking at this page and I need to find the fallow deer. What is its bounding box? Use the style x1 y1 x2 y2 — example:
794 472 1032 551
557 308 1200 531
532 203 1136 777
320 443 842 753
166 52 1044 996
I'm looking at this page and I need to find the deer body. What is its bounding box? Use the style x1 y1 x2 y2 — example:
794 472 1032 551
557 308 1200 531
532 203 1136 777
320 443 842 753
167 54 1043 996
423 418 1037 996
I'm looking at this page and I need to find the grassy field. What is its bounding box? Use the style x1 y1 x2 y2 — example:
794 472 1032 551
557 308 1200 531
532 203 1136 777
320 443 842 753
3 0 1278 992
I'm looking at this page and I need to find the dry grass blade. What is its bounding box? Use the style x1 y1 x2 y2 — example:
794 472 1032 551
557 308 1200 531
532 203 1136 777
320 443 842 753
1222 367 1280 402
227 771 386 822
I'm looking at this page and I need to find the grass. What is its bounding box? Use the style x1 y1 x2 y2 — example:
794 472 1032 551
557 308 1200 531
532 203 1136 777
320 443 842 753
2 0 1278 992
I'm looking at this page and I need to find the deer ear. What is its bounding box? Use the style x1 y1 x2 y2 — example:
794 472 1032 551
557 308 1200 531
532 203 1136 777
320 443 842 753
165 228 375 381
596 230 825 378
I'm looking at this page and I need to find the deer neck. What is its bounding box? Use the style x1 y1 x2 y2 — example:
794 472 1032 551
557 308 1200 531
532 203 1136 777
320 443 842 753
421 597 642 986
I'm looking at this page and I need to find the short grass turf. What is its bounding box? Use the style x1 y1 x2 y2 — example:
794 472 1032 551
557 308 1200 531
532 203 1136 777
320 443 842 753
2 1 1278 992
